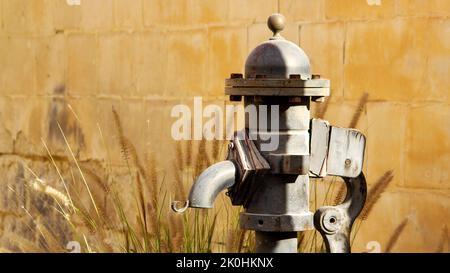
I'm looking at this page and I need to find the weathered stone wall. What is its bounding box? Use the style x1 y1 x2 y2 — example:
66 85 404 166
0 0 448 252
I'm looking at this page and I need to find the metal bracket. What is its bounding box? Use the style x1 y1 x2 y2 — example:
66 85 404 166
313 173 367 253
309 119 367 252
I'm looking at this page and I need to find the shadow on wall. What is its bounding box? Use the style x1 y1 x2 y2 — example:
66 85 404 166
47 84 85 154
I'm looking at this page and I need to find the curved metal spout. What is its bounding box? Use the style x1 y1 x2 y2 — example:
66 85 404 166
188 160 237 209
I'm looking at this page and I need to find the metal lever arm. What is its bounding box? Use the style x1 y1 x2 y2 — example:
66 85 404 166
313 173 367 253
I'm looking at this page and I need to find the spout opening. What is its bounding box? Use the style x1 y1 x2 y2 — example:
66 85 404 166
171 200 189 213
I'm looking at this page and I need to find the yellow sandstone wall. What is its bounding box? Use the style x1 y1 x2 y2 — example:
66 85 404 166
0 0 448 252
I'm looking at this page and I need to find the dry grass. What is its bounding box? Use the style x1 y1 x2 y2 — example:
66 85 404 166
4 107 248 253
385 217 409 253
359 170 394 220
332 181 347 206
349 92 369 128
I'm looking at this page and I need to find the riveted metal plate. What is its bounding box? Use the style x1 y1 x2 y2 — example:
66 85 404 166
327 127 366 178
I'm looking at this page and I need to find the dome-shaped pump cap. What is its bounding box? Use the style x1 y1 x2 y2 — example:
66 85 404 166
245 13 311 79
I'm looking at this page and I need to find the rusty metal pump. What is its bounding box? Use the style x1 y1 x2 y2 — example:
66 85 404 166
173 13 367 253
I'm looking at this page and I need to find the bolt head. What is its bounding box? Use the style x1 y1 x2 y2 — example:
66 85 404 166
320 209 342 235
345 158 352 167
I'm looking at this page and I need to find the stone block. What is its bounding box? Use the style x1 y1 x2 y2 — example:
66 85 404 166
35 34 66 96
344 18 449 102
300 22 345 102
366 102 407 188
80 0 114 30
166 29 208 97
52 0 82 30
0 37 35 95
207 27 247 97
190 0 229 25
98 33 137 96
114 0 143 28
143 0 228 26
396 0 450 16
353 190 450 252
324 0 396 20
404 104 450 189
66 34 98 96
280 0 324 22
3 0 53 34
134 31 168 96
229 0 278 23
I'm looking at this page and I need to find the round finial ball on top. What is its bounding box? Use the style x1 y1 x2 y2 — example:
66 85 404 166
267 13 286 38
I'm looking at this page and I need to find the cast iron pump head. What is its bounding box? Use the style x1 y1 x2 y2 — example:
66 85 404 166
172 14 367 253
